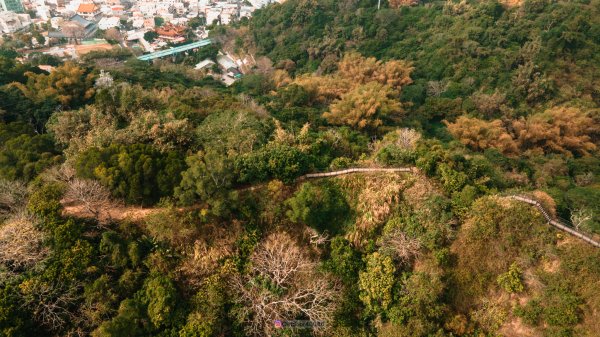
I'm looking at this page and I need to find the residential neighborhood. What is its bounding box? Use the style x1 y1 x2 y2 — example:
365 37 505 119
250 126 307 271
0 0 283 84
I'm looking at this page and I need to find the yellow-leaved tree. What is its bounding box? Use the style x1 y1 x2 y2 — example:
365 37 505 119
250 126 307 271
10 62 95 107
294 52 413 131
512 106 599 157
444 116 518 155
446 107 599 157
325 82 401 130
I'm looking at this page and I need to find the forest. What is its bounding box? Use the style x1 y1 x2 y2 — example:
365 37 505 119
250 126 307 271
1 0 600 336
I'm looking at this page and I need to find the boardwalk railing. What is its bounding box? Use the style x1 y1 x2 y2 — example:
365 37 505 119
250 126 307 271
295 166 600 248
508 195 600 248
301 167 414 179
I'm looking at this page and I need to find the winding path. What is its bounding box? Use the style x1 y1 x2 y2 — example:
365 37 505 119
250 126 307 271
300 167 600 248
508 196 600 248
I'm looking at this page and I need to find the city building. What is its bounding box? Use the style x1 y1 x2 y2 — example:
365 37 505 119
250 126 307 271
111 5 124 15
50 16 65 29
48 14 97 42
195 58 215 70
76 3 100 20
98 16 119 30
0 11 31 33
155 23 186 41
0 0 24 13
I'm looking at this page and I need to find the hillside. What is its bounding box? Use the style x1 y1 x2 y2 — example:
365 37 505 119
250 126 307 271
1 0 600 336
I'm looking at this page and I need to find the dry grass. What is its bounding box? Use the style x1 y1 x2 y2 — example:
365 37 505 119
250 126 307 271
450 196 552 312
499 0 524 8
498 317 539 337
336 173 411 246
178 220 243 287
403 173 441 209
530 190 557 218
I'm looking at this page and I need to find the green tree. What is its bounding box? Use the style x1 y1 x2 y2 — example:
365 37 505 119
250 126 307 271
0 126 62 181
175 149 234 212
235 144 311 184
141 275 180 329
75 144 186 205
188 17 205 29
286 181 349 233
324 237 363 284
359 252 396 314
0 285 34 337
144 31 158 43
195 110 270 155
92 299 147 337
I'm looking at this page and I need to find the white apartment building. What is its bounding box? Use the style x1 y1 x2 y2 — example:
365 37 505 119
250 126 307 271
137 2 157 16
204 7 219 25
98 15 119 29
198 0 209 12
248 0 271 8
35 4 51 20
130 16 144 28
0 11 32 34
50 16 63 29
172 2 185 15
219 3 238 24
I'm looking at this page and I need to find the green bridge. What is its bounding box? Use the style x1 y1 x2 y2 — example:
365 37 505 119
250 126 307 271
137 39 212 61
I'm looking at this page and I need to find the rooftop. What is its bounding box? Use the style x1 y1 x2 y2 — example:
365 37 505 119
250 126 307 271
77 3 98 13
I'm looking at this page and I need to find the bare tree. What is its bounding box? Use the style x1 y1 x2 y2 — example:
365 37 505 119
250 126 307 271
61 21 86 44
64 178 113 220
303 227 329 247
426 80 448 97
40 163 76 184
0 213 48 270
21 280 82 331
575 172 594 187
231 232 339 336
254 56 274 76
378 228 421 265
95 70 114 89
395 128 421 150
471 90 507 117
570 208 594 231
104 28 122 43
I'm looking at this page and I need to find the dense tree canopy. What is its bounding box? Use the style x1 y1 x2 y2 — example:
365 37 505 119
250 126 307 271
0 0 600 336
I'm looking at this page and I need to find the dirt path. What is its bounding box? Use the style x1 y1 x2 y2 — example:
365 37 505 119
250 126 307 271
60 167 600 248
62 199 159 223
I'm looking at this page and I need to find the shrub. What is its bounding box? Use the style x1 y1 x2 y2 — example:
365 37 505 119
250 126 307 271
235 144 311 184
515 299 543 326
26 182 64 219
542 288 581 327
329 156 353 170
286 181 349 234
358 252 396 314
75 144 186 205
497 263 524 293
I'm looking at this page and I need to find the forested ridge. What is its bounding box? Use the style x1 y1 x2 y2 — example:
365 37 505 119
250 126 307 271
1 0 600 336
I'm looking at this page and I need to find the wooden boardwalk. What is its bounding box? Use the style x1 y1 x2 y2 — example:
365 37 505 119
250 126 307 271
508 195 600 248
301 167 414 179
298 167 600 248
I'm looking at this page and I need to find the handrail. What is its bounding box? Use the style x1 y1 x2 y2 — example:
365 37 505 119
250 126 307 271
301 167 414 179
295 167 599 248
508 195 600 248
